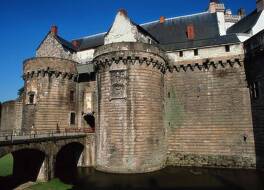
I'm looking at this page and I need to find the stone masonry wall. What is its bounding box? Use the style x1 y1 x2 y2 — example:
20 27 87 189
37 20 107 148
76 81 96 129
1 99 23 131
94 42 167 173
244 30 264 168
165 56 256 168
23 57 77 131
36 33 73 59
0 101 16 131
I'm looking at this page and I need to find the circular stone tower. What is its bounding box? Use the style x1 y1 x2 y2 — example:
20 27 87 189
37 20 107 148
22 57 77 131
94 42 167 173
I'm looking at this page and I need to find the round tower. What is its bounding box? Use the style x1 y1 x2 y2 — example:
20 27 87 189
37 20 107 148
22 57 77 132
94 42 167 173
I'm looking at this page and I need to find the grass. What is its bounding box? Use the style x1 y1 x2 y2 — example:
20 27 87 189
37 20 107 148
0 153 13 176
0 154 71 189
26 178 72 190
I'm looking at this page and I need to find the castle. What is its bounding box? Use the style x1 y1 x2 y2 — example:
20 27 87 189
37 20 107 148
1 0 264 173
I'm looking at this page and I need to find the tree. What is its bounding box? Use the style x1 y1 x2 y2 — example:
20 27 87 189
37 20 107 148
17 87 24 97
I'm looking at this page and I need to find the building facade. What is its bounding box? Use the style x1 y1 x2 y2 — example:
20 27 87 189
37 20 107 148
1 0 264 172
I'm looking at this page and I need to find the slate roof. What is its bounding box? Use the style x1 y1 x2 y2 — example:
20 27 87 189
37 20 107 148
142 12 220 46
75 33 105 51
74 12 240 51
57 11 243 52
56 35 76 51
160 34 240 51
227 10 262 34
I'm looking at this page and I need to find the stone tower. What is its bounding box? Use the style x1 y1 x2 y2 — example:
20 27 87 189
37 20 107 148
22 26 78 131
94 10 168 173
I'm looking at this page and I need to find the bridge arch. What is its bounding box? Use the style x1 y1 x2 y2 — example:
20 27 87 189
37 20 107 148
0 148 46 189
55 142 84 179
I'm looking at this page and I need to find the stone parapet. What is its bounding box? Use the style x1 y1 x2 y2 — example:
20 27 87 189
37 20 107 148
23 57 77 76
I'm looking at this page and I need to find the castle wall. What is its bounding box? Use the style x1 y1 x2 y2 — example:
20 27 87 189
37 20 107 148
22 57 77 131
167 44 243 62
0 99 23 131
1 101 16 131
165 56 256 168
94 42 167 173
76 80 96 129
244 30 264 168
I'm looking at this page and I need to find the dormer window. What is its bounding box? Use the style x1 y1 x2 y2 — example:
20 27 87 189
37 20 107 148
148 38 152 44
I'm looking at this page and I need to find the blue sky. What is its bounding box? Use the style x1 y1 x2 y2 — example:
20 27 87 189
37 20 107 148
0 0 256 102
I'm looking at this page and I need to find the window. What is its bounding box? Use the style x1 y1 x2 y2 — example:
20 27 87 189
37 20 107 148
70 112 76 125
28 92 35 104
251 81 260 100
29 94 34 104
148 38 152 44
70 90 74 102
225 45 230 52
194 49 198 56
179 51 183 57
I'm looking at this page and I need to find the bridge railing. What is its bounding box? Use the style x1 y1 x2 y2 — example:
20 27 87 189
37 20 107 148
0 128 94 143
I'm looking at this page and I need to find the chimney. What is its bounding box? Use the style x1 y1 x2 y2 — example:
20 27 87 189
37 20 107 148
225 9 232 15
118 8 128 16
159 16 165 24
187 24 195 40
50 25 58 35
208 0 225 13
237 8 246 18
257 0 264 12
72 40 80 48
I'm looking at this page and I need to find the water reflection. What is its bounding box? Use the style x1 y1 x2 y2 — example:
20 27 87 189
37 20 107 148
58 166 264 190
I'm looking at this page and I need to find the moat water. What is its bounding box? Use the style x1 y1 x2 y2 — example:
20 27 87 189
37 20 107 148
1 166 264 189
59 166 264 190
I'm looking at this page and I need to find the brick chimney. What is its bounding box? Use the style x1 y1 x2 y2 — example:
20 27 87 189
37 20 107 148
118 8 127 16
72 40 79 48
208 0 225 13
50 25 58 35
187 24 195 40
159 16 165 24
237 8 246 18
257 0 264 12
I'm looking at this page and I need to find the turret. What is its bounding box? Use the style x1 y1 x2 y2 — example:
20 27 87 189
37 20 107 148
94 10 167 173
22 57 77 132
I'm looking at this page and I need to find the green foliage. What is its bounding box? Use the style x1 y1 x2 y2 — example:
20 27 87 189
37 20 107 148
17 87 24 97
27 179 72 190
0 154 13 176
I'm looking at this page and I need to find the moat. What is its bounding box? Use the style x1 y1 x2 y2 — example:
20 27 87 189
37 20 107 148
50 167 264 190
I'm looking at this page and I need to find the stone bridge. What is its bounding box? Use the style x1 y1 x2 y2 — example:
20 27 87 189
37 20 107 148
0 131 95 185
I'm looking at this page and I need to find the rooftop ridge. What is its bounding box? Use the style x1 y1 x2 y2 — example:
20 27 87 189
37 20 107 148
73 32 106 41
141 11 209 26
